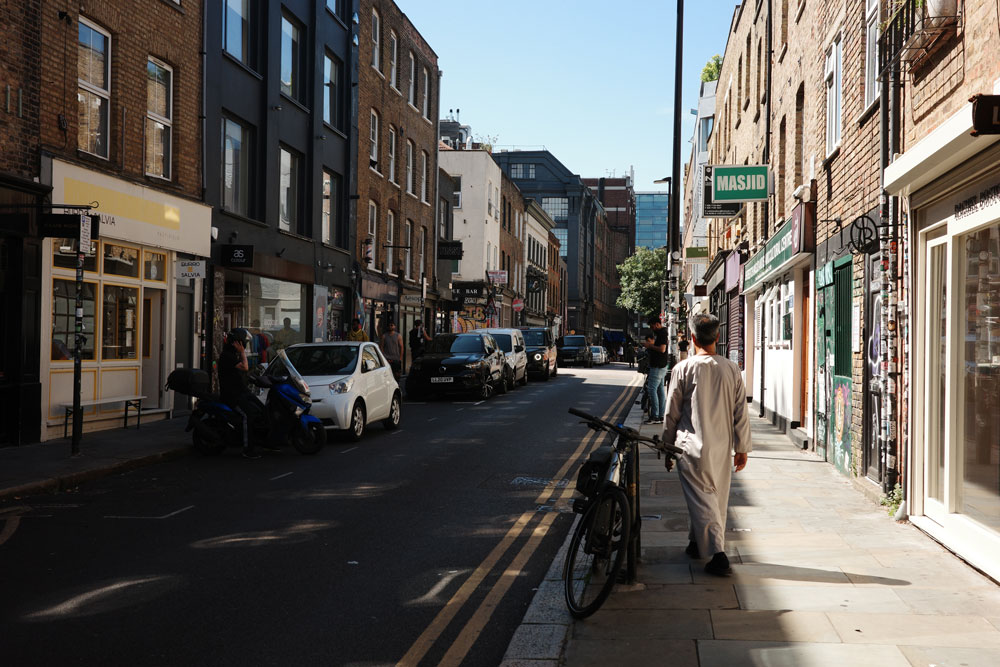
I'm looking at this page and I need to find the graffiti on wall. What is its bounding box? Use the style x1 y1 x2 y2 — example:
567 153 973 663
832 377 852 475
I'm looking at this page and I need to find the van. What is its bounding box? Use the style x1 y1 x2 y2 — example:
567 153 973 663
477 327 529 388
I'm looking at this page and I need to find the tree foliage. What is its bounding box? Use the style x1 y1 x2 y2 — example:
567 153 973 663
616 247 666 317
701 55 723 83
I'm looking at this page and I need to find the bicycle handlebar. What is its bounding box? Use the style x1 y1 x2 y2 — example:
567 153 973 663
568 407 684 456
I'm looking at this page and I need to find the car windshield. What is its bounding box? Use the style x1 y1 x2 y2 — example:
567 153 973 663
591 346 602 353
427 335 484 354
284 345 360 376
564 336 587 347
492 334 513 352
522 330 547 346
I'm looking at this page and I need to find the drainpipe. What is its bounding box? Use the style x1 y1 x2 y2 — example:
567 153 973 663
883 59 902 495
758 0 773 418
200 0 212 373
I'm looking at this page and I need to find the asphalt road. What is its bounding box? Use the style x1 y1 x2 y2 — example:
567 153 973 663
0 363 640 667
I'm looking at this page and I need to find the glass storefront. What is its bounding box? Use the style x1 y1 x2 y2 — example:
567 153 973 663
223 269 308 367
958 222 1000 531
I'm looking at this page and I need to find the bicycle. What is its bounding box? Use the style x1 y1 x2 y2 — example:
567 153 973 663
562 407 683 619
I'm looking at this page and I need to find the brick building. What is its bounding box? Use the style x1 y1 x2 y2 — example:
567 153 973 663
36 0 211 440
357 0 440 356
498 172 526 326
583 175 636 344
0 0 47 445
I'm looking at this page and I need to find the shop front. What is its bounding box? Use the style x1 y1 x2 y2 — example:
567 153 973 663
886 118 1000 581
704 250 728 357
42 159 211 440
360 272 399 340
743 201 815 436
724 250 745 369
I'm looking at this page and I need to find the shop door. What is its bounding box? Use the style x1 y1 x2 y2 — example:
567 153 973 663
141 288 165 410
863 253 883 482
828 262 853 476
173 289 193 416
923 238 948 519
815 282 831 462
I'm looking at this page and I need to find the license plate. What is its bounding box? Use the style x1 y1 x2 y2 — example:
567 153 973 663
430 376 454 383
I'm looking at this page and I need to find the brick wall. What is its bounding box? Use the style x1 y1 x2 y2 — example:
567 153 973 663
357 0 439 287
39 0 203 200
499 171 525 313
0 0 41 180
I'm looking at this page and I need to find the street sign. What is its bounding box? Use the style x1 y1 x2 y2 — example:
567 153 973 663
79 214 92 248
39 213 100 239
512 298 524 312
702 166 743 217
437 240 464 259
176 259 207 279
711 164 770 203
487 270 508 284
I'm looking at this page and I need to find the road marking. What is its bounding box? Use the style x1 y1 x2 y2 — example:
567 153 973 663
0 514 21 546
270 472 294 481
473 400 486 406
406 569 472 607
104 505 195 520
427 417 438 422
341 447 358 454
397 376 640 666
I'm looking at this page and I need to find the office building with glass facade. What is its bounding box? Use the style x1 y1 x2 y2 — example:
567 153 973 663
635 192 669 250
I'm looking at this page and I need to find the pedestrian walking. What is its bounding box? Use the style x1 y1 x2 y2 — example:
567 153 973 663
640 315 669 424
616 343 624 363
660 312 752 576
379 321 403 379
347 317 368 342
408 319 432 371
626 344 635 368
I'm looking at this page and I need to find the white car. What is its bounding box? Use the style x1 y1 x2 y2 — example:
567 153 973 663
276 342 401 441
590 345 608 366
478 327 529 388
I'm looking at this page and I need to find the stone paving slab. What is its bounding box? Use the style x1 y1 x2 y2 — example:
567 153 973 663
697 640 911 667
826 612 1000 646
571 609 713 640
563 639 699 667
734 583 910 613
710 609 843 642
897 645 1000 667
601 584 739 610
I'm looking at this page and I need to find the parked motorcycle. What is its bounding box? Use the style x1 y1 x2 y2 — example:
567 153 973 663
165 350 325 455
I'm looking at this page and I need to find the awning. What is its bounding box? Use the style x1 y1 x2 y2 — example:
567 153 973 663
603 331 626 344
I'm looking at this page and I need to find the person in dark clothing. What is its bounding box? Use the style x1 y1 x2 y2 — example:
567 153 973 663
219 327 265 459
640 316 670 424
408 319 432 371
626 343 636 368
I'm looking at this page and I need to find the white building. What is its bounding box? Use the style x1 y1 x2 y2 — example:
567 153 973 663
438 148 502 282
524 199 555 326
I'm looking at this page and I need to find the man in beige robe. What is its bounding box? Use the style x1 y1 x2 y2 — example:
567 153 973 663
661 313 752 576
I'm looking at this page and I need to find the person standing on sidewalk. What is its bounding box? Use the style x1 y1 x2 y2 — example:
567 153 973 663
641 315 669 423
379 321 404 380
408 319 432 372
661 312 752 576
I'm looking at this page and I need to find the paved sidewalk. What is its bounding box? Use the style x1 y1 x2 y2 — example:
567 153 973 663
503 401 1000 666
0 417 190 502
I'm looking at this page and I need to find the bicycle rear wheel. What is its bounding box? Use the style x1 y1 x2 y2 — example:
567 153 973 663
563 486 631 619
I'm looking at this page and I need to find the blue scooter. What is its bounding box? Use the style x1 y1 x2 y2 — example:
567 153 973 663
166 350 325 455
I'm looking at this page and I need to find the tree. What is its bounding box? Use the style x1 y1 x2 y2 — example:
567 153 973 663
616 247 667 316
701 55 723 83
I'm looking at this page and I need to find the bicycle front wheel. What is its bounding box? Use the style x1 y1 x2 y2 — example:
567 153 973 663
563 486 631 619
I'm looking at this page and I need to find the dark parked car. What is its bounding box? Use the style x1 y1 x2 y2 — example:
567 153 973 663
519 327 557 380
557 334 592 367
405 332 507 400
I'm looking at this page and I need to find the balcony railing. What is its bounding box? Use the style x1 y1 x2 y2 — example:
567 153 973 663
878 0 961 79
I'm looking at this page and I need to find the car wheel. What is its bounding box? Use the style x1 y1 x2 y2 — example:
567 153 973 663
477 380 492 401
383 392 401 430
497 371 509 395
519 367 528 386
347 400 366 442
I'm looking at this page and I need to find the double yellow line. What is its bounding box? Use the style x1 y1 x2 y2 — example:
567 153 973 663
398 376 641 666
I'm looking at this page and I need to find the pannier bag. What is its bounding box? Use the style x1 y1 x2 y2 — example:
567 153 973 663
166 368 211 398
574 445 614 509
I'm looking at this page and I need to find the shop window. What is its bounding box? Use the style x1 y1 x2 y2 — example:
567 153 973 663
782 283 794 341
103 243 140 278
54 238 98 272
52 279 96 360
222 270 307 364
102 285 139 360
144 251 166 281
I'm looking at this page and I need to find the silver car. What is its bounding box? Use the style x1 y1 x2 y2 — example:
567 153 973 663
478 327 529 389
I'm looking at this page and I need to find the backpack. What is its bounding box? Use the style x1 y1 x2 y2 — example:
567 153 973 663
573 445 614 512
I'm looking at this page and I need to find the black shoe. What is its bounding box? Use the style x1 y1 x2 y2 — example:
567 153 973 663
242 448 262 459
705 552 733 576
685 541 701 559
260 442 283 451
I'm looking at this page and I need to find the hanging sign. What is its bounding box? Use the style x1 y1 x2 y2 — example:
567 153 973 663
703 166 744 217
711 164 770 203
176 259 207 279
487 270 508 284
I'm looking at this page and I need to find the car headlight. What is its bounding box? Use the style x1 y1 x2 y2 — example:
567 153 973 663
533 353 542 361
465 362 483 370
329 378 355 394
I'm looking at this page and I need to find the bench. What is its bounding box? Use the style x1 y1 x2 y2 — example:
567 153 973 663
61 395 146 438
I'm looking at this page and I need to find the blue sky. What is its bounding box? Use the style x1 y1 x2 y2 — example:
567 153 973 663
397 0 738 193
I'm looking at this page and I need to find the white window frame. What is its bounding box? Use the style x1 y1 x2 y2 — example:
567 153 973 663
389 31 398 90
420 151 428 202
368 201 378 266
369 109 380 168
865 0 880 109
388 126 396 183
371 9 380 71
825 34 842 156
408 52 416 105
78 17 111 159
406 140 414 194
145 57 172 179
404 220 412 280
422 67 430 118
387 210 395 274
